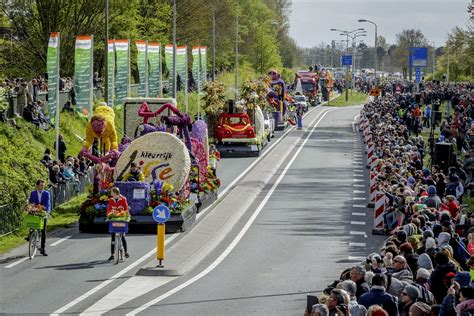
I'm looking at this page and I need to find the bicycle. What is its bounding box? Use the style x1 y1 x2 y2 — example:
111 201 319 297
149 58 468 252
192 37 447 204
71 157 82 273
24 214 46 259
108 220 129 264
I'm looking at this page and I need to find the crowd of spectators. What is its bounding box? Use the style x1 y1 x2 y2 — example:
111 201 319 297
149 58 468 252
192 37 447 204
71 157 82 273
305 82 474 316
40 136 92 192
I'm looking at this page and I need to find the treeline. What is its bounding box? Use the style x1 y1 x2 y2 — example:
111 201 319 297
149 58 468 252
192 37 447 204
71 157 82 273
0 0 303 81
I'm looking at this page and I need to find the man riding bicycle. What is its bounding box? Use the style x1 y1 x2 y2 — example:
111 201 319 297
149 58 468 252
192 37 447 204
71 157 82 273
106 187 130 261
27 180 51 256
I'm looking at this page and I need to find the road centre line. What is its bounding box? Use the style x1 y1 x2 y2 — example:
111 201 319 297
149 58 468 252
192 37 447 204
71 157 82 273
125 110 334 316
5 257 29 269
50 236 72 247
53 105 332 315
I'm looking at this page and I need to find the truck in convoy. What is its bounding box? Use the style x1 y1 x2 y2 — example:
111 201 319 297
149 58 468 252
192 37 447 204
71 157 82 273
294 71 319 106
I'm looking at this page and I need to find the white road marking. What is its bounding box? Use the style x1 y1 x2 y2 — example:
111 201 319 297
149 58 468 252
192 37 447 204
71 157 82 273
353 179 364 182
348 256 366 261
352 212 366 216
125 110 334 316
353 197 366 200
51 233 179 316
5 257 29 269
353 204 368 208
349 242 366 247
353 190 366 194
353 175 364 178
353 169 363 173
351 221 366 225
54 105 333 316
50 236 72 247
79 276 177 315
350 231 368 238
353 184 365 188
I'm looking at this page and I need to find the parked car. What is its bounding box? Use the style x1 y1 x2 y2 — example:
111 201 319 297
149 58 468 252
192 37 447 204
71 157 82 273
263 111 275 141
293 94 308 112
215 113 256 143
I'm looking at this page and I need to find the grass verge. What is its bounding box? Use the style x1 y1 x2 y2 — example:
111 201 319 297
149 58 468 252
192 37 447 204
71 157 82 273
327 90 368 107
0 193 87 254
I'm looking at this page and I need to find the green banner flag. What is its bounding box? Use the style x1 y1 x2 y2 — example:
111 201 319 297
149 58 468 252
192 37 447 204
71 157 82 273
74 35 93 117
115 39 129 108
148 42 161 97
107 40 115 107
176 46 187 91
47 32 60 121
165 44 174 96
136 40 148 97
192 46 200 88
200 46 207 86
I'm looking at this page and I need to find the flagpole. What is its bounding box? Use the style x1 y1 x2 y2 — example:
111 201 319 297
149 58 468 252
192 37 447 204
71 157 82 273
145 40 149 97
55 33 61 161
185 48 189 112
197 48 201 118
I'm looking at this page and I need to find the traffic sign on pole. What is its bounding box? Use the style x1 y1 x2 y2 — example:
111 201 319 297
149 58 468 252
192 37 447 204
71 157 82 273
152 205 170 223
341 55 353 66
409 47 428 67
415 67 421 83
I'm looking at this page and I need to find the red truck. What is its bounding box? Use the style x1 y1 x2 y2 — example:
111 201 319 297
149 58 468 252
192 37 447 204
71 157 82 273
294 71 319 106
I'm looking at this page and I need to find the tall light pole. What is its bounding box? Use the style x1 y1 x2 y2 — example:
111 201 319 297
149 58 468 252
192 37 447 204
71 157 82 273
212 11 216 81
431 41 436 80
105 0 109 103
331 28 364 101
172 0 177 99
346 32 366 89
358 19 377 85
234 13 239 101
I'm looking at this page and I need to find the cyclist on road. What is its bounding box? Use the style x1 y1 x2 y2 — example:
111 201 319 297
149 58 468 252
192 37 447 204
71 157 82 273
27 180 51 256
106 187 130 261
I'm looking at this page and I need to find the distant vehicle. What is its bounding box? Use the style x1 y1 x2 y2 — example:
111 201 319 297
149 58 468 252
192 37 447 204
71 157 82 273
263 111 275 141
293 94 308 112
294 71 319 106
215 113 256 144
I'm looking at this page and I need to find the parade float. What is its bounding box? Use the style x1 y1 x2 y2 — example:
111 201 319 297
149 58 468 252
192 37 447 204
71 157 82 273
78 100 220 233
213 78 271 157
267 69 288 131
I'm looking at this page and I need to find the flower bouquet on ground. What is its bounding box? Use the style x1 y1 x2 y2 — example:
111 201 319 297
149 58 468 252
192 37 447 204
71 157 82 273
25 204 47 218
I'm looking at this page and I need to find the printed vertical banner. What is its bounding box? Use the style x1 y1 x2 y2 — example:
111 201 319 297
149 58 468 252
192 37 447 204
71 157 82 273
74 35 93 117
115 39 129 108
192 46 200 90
47 32 60 121
165 44 174 96
107 40 115 107
136 40 147 97
148 42 161 97
200 46 207 85
176 46 187 91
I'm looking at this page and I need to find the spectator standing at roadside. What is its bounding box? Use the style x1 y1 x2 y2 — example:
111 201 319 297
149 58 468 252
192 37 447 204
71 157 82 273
359 274 399 316
54 134 67 163
16 80 28 115
350 266 370 299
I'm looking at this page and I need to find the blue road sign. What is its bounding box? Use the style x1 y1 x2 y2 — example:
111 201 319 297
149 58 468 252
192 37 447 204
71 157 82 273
341 55 352 66
409 47 428 67
152 204 170 224
415 67 421 83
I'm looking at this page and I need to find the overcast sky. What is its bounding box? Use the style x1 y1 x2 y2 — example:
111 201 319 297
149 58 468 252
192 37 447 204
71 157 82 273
289 0 470 48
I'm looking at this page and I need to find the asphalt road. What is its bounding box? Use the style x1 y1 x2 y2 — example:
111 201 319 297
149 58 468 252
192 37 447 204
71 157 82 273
0 110 312 315
93 105 384 316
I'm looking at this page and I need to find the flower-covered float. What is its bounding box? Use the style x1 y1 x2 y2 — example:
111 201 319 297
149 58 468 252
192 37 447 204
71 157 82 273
79 100 220 233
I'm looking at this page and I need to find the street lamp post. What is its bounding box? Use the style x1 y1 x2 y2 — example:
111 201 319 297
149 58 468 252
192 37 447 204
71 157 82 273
172 0 177 99
212 12 216 81
105 0 109 104
431 41 436 80
331 28 364 101
358 19 377 85
234 13 239 102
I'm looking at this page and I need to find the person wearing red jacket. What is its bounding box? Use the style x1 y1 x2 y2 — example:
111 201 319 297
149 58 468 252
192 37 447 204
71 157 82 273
107 187 130 261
